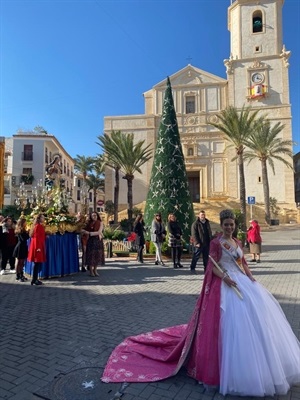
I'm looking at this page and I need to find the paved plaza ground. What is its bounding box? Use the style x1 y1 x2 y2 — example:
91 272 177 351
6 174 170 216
0 225 299 400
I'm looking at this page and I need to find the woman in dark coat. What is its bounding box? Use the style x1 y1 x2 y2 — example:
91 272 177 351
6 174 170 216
28 214 46 286
133 214 145 264
13 217 29 282
151 213 166 266
0 216 17 275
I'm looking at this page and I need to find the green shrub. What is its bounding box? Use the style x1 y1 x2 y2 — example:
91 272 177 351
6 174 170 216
120 218 135 231
103 227 114 240
148 239 171 256
148 241 156 254
132 207 142 218
112 229 126 241
233 209 243 229
103 227 126 241
161 240 170 256
237 229 246 241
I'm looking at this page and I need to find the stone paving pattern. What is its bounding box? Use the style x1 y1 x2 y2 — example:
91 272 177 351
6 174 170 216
0 225 299 400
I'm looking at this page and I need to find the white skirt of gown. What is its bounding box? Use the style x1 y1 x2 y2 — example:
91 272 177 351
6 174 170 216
218 247 300 396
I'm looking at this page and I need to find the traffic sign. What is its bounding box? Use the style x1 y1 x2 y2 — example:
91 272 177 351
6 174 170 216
247 196 256 205
97 200 104 206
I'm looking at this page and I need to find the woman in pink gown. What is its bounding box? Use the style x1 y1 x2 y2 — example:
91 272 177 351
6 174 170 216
102 210 300 396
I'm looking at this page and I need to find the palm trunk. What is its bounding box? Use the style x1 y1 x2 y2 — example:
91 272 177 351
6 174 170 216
114 167 120 223
261 159 270 223
238 152 247 231
127 176 134 231
83 177 88 215
93 188 97 211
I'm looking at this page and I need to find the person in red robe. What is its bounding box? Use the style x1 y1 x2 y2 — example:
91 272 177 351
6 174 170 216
28 214 46 286
247 219 262 262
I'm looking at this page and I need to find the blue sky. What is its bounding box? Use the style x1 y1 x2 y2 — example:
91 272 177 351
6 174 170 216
1 0 299 158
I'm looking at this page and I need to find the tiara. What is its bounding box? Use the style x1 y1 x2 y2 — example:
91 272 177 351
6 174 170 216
219 209 235 220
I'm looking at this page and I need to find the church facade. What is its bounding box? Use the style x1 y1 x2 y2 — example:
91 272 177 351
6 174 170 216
104 0 295 211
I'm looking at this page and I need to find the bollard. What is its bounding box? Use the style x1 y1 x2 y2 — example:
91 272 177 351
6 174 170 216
107 241 113 258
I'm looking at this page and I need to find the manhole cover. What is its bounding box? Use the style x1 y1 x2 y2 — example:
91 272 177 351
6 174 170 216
34 367 127 400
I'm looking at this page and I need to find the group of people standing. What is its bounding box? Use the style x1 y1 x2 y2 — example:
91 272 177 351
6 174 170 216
133 212 184 268
0 210 106 284
133 209 262 272
0 213 46 285
133 209 214 271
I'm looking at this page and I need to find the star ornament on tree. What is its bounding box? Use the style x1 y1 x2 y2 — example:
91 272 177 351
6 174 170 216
157 146 165 154
156 163 164 172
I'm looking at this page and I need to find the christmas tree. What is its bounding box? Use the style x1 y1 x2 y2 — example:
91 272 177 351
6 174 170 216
144 77 194 241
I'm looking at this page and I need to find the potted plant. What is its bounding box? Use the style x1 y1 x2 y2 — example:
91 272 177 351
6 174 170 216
236 229 247 247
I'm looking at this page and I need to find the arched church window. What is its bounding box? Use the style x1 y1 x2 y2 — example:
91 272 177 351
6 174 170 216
252 11 263 33
187 148 194 156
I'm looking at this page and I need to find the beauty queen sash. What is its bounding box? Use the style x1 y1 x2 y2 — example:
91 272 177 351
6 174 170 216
219 237 246 274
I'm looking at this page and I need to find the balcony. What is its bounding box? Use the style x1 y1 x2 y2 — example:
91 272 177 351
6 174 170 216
20 174 34 185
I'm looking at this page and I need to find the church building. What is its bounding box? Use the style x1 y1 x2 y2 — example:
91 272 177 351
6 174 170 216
104 0 295 211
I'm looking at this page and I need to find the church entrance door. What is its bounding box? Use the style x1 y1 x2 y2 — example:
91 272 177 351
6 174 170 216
187 171 200 203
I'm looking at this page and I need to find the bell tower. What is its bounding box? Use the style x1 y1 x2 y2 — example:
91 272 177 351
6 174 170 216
225 0 291 106
224 0 295 206
229 0 284 60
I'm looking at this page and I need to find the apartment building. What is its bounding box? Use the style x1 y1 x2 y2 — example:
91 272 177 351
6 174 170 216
4 130 78 213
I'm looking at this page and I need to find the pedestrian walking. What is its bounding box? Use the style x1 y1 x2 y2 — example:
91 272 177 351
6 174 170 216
189 210 212 273
0 216 17 275
76 212 89 272
167 213 183 268
134 213 146 264
13 217 29 282
28 214 46 286
151 212 166 266
247 219 262 263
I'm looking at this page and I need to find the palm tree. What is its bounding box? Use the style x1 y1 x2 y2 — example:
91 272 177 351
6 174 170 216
74 155 95 214
86 155 105 211
116 133 152 226
99 132 152 228
243 119 295 224
93 154 106 177
74 155 95 180
210 105 260 230
86 174 105 211
96 131 123 223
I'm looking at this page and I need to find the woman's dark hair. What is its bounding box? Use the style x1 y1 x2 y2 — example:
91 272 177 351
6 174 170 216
15 218 27 234
134 213 143 225
89 211 101 221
